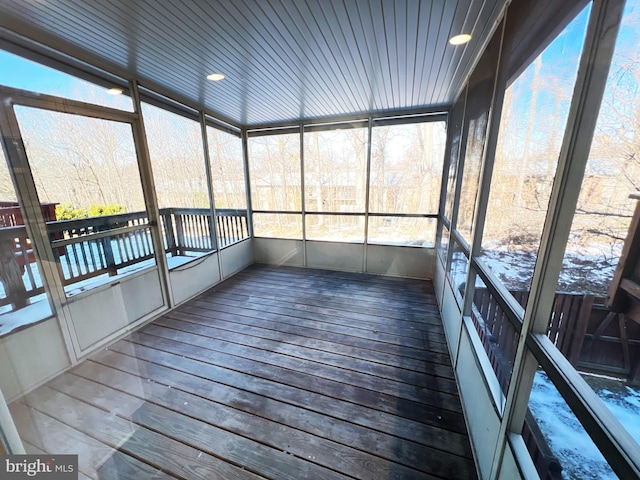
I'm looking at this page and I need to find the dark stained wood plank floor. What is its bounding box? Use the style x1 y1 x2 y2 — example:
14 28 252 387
9 264 477 480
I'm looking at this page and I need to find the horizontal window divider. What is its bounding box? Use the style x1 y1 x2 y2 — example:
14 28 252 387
304 211 365 216
246 126 301 137
372 112 447 126
451 229 471 255
303 120 369 132
472 256 525 332
204 116 241 137
139 87 200 122
255 212 437 217
163 207 211 216
0 85 137 123
214 208 248 217
246 106 450 131
526 333 640 479
252 210 302 215
254 235 302 241
50 223 150 247
367 212 438 218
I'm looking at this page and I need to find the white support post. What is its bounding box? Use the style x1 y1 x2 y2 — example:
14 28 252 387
241 129 253 239
300 126 307 267
200 112 224 281
129 80 174 307
363 116 373 273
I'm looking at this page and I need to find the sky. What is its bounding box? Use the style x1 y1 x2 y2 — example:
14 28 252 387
0 49 132 110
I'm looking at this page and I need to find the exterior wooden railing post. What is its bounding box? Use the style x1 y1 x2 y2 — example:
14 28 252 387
99 232 117 276
160 209 176 256
174 211 185 256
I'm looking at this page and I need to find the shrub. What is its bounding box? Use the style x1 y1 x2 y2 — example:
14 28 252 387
88 204 126 217
55 202 87 220
56 203 126 220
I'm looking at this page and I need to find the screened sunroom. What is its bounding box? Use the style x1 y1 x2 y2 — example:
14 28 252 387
0 0 639 479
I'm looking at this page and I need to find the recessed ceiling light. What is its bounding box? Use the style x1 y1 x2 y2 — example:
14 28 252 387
106 87 123 95
207 73 225 81
449 34 472 46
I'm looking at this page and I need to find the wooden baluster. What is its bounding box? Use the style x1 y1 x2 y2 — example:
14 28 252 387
123 233 134 261
217 216 225 248
191 214 204 249
77 239 90 275
567 295 594 366
215 216 223 248
233 215 239 242
140 224 152 256
132 228 145 259
101 235 117 276
183 214 190 251
189 214 196 250
87 239 99 273
0 237 27 309
61 244 73 282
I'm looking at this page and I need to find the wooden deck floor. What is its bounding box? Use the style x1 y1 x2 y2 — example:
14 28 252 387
10 264 477 480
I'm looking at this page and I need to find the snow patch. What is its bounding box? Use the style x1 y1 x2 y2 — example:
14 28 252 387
530 371 640 479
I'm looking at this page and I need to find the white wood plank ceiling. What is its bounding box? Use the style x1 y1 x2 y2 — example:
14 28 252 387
0 0 506 128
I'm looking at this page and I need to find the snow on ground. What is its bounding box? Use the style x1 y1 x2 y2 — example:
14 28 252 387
480 244 638 478
480 247 618 296
529 372 617 479
584 375 640 444
530 371 640 479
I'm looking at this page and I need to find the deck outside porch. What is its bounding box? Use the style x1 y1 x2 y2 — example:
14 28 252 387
9 264 476 479
0 205 249 311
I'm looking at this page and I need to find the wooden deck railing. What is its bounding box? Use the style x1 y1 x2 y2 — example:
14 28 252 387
472 287 566 480
47 211 155 285
0 207 249 308
216 208 249 246
0 225 43 308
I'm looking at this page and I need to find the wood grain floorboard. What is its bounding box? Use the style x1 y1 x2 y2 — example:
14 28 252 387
108 339 471 456
87 348 470 465
231 269 439 307
20 388 267 480
162 308 448 376
249 264 437 298
8 265 477 479
158 311 454 381
192 292 448 345
127 329 462 416
142 319 457 397
195 288 446 338
54 367 444 480
180 302 450 359
10 402 171 480
210 276 438 320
